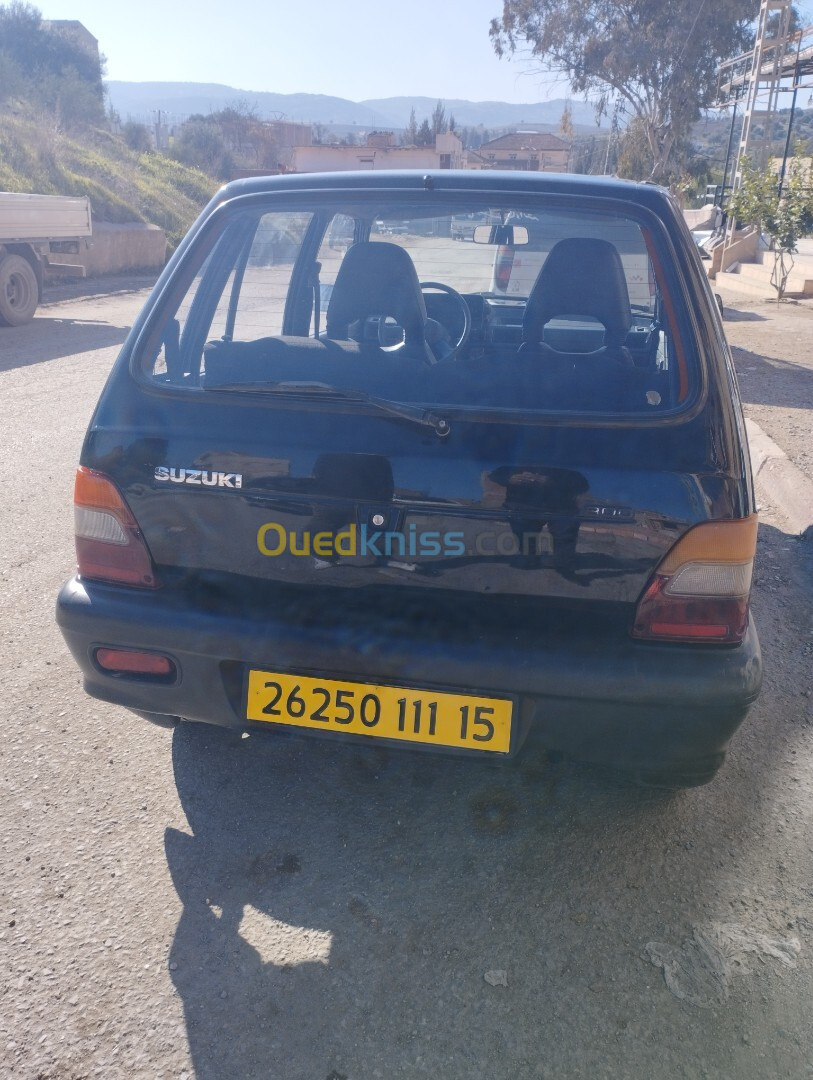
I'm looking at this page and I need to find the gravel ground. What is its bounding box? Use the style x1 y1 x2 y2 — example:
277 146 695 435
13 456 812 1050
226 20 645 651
725 300 813 484
0 289 811 1080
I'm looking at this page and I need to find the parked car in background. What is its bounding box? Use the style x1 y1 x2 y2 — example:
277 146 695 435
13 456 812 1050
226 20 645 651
57 170 761 787
374 219 408 235
451 210 501 241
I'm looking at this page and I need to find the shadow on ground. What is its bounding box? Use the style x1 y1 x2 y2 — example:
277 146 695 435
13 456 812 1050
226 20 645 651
0 317 129 371
164 523 811 1079
722 309 767 323
41 272 158 305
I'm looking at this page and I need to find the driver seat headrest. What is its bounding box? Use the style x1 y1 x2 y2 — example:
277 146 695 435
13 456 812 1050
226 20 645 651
523 237 632 348
325 241 428 347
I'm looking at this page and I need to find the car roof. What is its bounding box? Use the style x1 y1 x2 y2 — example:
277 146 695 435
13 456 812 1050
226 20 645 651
212 169 677 215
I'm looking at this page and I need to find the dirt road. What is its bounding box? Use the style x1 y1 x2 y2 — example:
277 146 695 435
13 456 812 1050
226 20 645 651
725 300 813 490
0 288 811 1080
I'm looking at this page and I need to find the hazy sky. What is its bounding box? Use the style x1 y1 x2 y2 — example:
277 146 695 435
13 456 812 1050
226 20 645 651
40 0 569 104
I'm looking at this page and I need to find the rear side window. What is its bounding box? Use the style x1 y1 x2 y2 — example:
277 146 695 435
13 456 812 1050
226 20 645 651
140 197 697 419
150 211 313 380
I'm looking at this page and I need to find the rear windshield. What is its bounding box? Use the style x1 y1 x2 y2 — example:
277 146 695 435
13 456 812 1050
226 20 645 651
139 194 697 417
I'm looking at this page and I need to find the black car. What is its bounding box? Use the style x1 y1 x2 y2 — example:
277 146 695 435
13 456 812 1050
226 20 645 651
57 170 762 786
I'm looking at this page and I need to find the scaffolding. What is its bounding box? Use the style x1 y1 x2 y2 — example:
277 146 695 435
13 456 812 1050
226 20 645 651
715 1 813 212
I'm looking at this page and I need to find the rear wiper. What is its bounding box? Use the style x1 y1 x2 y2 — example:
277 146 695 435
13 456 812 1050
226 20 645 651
206 380 451 437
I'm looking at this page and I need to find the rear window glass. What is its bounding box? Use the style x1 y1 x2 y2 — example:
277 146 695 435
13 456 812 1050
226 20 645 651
142 197 695 417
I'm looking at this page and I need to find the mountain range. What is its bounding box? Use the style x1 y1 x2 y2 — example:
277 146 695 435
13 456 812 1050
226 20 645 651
106 82 599 132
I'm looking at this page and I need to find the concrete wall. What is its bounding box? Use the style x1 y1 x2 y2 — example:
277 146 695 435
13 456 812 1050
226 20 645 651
46 221 167 277
709 226 759 279
683 205 719 230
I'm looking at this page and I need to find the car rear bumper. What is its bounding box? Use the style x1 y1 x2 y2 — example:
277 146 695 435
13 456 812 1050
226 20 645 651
56 576 762 782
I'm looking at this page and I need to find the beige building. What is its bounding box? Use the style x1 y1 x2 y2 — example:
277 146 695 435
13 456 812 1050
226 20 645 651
43 20 99 62
474 132 571 172
290 132 465 173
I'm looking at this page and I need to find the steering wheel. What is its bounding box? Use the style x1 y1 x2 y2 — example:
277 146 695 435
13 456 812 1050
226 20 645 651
419 281 471 361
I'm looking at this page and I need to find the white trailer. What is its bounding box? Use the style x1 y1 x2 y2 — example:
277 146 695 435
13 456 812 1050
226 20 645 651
0 192 92 325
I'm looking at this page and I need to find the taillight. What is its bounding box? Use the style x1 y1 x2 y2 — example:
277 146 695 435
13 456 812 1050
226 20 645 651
74 467 158 587
632 515 758 644
494 245 514 292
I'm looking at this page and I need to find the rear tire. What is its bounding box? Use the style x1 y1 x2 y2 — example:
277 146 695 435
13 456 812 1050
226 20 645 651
0 254 39 326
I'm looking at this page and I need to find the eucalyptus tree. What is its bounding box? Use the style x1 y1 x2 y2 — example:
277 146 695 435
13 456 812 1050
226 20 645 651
490 0 759 179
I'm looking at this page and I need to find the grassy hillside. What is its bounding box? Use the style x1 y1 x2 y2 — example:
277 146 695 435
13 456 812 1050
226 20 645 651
0 110 217 248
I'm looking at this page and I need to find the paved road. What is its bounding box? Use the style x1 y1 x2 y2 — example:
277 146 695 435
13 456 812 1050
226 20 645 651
1 289 812 1080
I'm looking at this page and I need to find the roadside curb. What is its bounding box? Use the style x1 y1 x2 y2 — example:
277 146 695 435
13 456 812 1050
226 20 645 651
746 418 813 539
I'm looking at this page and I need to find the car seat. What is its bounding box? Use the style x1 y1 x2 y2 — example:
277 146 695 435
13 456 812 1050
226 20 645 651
325 241 433 363
517 237 651 411
522 237 634 361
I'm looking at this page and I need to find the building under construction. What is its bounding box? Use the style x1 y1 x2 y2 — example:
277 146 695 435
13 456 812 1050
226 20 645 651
715 0 813 202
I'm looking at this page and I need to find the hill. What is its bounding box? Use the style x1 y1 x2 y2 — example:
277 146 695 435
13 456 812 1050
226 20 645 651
359 95 596 130
691 107 813 163
0 6 216 248
106 82 597 131
0 109 216 248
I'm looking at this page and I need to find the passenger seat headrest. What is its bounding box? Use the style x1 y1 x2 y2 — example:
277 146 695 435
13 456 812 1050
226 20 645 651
523 237 632 347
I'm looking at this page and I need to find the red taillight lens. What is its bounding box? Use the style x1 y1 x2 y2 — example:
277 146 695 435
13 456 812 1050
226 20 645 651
95 648 175 676
74 467 158 588
494 245 514 291
632 515 758 645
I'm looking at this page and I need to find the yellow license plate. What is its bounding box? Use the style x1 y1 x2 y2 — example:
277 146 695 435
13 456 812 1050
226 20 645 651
245 670 512 753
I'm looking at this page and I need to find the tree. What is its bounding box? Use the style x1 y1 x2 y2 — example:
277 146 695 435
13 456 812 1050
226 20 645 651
559 100 573 141
490 0 759 180
616 116 652 181
404 107 418 145
416 118 433 147
728 144 813 299
571 134 601 175
0 1 105 126
431 100 447 136
171 105 279 177
172 119 233 179
122 120 152 153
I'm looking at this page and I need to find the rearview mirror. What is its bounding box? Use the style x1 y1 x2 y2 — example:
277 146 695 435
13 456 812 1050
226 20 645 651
473 225 529 246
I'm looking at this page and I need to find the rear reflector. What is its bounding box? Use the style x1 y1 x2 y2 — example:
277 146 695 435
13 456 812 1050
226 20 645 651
95 648 174 677
74 467 158 588
632 515 758 645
